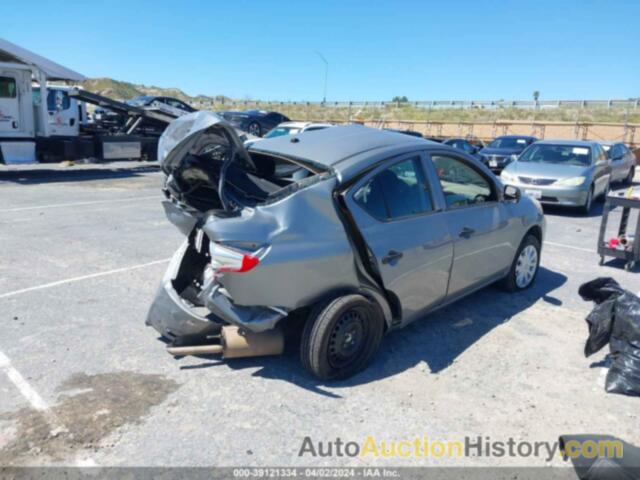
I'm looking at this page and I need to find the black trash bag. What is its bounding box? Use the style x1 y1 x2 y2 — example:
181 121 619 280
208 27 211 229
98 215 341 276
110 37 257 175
580 277 640 396
579 277 626 304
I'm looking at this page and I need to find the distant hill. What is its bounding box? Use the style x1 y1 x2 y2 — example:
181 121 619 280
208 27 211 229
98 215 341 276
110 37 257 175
80 77 231 104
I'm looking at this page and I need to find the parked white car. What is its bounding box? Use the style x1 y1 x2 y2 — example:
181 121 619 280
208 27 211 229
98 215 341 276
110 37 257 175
245 121 333 146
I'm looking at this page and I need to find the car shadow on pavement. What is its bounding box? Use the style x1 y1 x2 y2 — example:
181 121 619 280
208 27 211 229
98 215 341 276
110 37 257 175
0 164 159 185
542 201 604 219
182 267 566 397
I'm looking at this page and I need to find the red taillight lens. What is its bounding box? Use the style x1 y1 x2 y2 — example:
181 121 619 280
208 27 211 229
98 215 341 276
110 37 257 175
211 243 261 274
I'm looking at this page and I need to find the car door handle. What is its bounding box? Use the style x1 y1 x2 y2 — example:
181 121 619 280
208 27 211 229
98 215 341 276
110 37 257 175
382 250 403 264
459 227 475 239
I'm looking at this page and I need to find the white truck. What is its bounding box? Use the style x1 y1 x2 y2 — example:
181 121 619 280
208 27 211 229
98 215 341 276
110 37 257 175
0 38 89 164
0 38 176 164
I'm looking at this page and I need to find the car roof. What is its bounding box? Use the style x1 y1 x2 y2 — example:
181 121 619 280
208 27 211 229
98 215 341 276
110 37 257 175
534 139 600 147
249 124 430 172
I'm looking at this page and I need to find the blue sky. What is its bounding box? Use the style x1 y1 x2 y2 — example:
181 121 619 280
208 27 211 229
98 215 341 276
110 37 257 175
3 0 639 101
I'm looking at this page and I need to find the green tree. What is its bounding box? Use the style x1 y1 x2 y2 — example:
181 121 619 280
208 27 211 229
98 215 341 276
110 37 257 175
533 91 540 101
392 96 409 103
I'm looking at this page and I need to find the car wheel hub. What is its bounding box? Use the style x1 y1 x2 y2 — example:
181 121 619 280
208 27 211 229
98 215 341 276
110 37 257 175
515 245 538 288
328 309 366 368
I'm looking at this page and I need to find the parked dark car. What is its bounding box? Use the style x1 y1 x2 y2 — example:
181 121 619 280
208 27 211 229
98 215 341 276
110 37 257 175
384 128 423 138
219 110 290 137
479 135 538 173
126 95 197 116
443 138 484 161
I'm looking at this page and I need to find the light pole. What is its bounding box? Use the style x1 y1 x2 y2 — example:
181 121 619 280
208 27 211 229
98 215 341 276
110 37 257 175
314 51 328 103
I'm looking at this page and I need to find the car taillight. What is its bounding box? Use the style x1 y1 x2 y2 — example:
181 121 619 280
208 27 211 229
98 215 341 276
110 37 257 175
210 243 261 273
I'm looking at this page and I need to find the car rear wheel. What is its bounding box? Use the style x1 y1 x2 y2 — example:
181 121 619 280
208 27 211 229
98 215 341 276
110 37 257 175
247 122 261 137
300 294 384 380
501 234 541 292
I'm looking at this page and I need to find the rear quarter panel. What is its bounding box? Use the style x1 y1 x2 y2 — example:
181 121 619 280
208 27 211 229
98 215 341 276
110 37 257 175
203 177 361 308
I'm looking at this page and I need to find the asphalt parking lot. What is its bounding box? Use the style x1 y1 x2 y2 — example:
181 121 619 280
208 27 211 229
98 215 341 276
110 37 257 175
0 162 638 468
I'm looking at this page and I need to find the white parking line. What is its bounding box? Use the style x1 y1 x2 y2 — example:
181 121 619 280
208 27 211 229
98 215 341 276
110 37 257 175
0 258 170 299
0 351 50 412
0 350 98 466
0 195 159 213
544 241 595 254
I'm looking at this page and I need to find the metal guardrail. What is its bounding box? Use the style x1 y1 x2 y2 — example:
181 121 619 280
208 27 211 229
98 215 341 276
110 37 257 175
190 98 640 110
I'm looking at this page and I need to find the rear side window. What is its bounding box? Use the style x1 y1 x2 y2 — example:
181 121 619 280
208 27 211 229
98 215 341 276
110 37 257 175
354 157 433 220
0 77 16 98
432 154 494 208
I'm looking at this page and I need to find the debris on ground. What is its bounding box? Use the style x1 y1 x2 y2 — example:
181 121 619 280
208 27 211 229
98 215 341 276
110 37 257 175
579 277 640 397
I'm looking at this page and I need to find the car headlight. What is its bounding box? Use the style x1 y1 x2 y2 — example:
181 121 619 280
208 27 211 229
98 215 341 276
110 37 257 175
554 176 586 186
501 171 517 183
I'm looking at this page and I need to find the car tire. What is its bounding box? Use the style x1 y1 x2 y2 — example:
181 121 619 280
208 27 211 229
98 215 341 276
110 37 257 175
624 167 635 185
300 294 384 380
501 234 541 292
580 186 594 214
248 122 261 137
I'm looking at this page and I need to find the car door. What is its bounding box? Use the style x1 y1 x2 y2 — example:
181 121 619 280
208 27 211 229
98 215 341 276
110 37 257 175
427 150 516 297
0 73 21 135
345 152 454 325
46 89 79 136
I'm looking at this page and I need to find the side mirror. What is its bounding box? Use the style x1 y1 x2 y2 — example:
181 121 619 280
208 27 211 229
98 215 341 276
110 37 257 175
504 184 521 202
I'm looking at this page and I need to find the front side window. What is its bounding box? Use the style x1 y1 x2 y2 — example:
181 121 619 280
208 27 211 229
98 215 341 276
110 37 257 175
432 154 494 208
354 157 433 220
0 77 17 98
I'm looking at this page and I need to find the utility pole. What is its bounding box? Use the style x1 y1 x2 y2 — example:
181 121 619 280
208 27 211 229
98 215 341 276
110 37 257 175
314 51 328 103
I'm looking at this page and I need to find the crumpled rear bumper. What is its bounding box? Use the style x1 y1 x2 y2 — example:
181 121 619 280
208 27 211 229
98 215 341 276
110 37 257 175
146 240 288 341
145 242 224 341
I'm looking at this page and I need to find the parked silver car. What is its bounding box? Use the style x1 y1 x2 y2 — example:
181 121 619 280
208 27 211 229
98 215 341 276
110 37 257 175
147 112 545 379
500 140 611 214
600 141 636 185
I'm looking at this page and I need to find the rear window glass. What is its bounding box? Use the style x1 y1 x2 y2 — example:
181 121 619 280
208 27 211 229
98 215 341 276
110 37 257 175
0 77 16 98
488 137 531 149
354 158 433 220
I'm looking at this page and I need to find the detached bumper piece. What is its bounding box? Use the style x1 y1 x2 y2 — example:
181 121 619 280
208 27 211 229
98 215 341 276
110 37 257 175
167 325 284 359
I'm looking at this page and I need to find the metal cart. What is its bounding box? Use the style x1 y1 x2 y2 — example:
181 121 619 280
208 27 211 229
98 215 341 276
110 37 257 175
598 193 640 271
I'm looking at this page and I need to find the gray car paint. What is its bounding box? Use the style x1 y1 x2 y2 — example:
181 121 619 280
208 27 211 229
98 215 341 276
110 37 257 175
601 141 636 183
500 140 611 206
147 112 545 339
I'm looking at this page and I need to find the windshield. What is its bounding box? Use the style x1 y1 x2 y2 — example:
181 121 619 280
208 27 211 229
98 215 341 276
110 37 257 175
518 144 592 167
488 137 530 149
126 96 154 106
265 126 301 138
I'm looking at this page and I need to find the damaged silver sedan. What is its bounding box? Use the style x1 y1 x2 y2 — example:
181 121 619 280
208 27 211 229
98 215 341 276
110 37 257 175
147 111 545 379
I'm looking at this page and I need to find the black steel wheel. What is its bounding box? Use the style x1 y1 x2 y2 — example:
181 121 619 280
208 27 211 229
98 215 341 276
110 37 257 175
300 294 384 380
